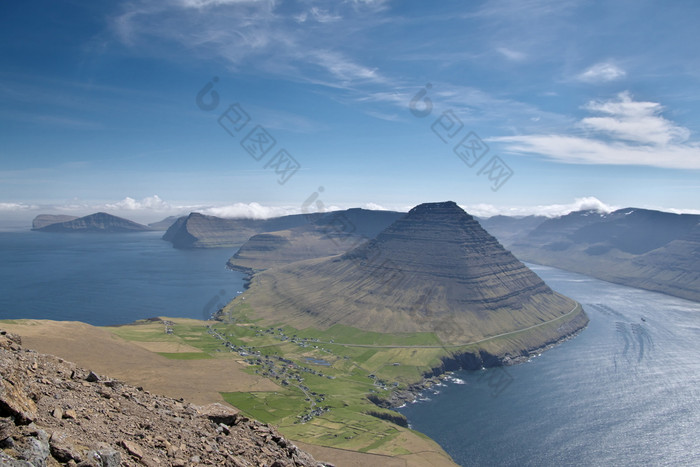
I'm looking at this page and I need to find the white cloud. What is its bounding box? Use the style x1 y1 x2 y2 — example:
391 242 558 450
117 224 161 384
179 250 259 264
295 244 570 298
311 50 384 83
496 47 527 61
361 202 387 210
112 0 385 89
4 198 697 227
463 197 618 218
0 202 38 211
105 195 171 211
665 207 700 215
295 6 341 23
310 7 342 23
179 0 267 8
199 202 300 219
580 91 690 145
578 62 626 83
495 92 700 169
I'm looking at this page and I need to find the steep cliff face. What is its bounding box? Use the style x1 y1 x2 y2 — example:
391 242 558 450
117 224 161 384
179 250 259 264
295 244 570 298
228 209 404 271
31 215 79 230
242 202 586 345
162 212 326 249
164 209 403 250
0 330 325 466
489 208 700 302
161 213 257 248
34 212 152 233
624 222 700 300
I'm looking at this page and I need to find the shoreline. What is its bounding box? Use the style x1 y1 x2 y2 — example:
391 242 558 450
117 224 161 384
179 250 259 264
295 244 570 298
224 262 257 289
371 308 589 410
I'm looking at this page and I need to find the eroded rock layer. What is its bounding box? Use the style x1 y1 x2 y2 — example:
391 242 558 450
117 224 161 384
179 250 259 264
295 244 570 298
242 201 587 345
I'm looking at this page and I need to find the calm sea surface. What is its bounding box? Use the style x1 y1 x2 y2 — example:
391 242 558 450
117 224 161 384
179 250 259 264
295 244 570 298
0 231 245 325
399 263 700 466
1 233 698 465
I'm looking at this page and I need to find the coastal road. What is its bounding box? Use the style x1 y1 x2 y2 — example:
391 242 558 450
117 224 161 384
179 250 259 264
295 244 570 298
314 302 583 350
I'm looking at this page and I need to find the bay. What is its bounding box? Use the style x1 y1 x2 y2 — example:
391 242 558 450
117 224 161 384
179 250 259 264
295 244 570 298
399 263 700 466
0 231 245 326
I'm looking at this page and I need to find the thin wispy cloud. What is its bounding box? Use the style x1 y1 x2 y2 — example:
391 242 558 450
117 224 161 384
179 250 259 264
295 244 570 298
496 47 527 62
310 50 386 84
295 7 342 23
578 62 626 83
0 202 38 212
495 92 700 169
111 0 387 89
3 1 699 215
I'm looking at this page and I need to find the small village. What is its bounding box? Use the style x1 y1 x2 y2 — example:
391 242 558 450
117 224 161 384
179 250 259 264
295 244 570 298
205 325 334 423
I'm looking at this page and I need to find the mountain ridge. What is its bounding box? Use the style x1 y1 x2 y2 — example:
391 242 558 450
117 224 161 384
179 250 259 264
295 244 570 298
236 201 587 346
481 207 700 302
163 209 404 249
227 208 404 271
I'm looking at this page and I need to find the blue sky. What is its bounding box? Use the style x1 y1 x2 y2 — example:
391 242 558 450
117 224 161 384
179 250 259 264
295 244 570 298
1 0 699 225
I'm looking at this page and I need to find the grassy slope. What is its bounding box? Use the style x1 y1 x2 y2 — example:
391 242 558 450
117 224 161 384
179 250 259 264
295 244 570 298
107 315 459 465
3 300 585 466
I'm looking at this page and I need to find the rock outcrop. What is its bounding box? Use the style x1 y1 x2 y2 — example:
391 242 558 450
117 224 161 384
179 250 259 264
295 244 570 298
33 213 152 233
239 201 587 346
0 330 328 466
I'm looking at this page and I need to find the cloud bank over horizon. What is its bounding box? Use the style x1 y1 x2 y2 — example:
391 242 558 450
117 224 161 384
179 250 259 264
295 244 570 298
2 195 699 230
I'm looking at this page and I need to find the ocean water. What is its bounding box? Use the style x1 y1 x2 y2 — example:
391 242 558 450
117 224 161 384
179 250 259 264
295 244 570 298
399 263 700 466
2 232 698 465
0 231 246 325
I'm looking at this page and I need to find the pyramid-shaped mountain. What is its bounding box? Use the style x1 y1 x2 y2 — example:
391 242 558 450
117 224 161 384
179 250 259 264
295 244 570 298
241 202 587 345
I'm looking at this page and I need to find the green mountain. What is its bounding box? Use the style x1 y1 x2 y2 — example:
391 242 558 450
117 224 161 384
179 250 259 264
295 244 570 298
239 201 587 348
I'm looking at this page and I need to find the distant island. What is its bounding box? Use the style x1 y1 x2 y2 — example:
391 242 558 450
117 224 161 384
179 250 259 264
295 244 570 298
480 208 700 303
32 212 153 233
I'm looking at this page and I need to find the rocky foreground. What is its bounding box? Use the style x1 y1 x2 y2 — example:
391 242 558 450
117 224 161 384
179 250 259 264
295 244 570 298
0 330 328 467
